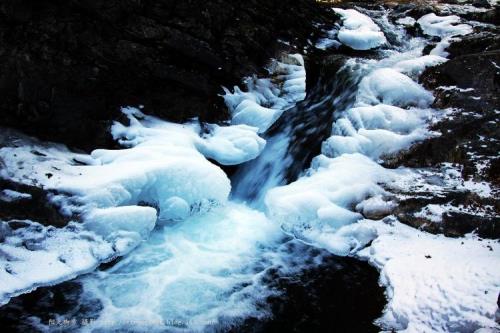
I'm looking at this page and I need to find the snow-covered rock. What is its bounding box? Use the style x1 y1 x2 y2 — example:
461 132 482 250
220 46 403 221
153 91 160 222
417 13 473 38
356 68 434 108
0 106 270 304
265 153 394 250
322 104 434 160
0 220 114 305
223 54 306 133
393 55 448 77
358 220 500 333
334 8 387 50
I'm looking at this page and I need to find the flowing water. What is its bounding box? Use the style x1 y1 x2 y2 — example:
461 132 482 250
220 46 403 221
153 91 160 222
0 8 441 333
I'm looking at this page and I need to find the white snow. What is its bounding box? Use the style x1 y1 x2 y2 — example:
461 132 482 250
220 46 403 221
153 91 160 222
264 10 499 332
0 189 32 202
356 68 434 108
334 8 387 50
223 54 306 133
414 204 449 223
196 124 265 165
396 17 416 27
417 13 473 38
0 220 114 305
0 6 497 333
358 220 500 333
322 104 434 160
394 55 447 77
265 153 394 249
416 14 472 57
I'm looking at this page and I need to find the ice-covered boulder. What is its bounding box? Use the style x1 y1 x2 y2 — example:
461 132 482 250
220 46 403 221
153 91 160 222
356 68 434 108
322 104 434 160
265 153 394 253
223 54 306 133
417 13 473 38
334 8 387 50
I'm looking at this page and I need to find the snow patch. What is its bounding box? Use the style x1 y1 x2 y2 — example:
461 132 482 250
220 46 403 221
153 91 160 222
0 220 113 306
358 220 500 333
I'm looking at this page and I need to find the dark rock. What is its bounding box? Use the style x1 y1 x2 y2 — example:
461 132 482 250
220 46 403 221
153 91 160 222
0 280 102 332
394 191 500 239
230 241 385 333
0 0 335 151
388 48 500 173
384 30 500 239
0 178 69 227
472 0 491 8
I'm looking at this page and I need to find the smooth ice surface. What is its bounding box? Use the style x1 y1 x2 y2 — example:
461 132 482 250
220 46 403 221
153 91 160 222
334 8 387 50
223 54 306 133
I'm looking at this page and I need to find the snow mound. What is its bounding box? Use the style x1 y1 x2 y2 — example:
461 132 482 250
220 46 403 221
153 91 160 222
417 13 473 38
196 124 266 166
358 220 500 333
322 104 434 160
356 68 434 108
265 153 394 253
223 54 306 133
334 8 387 50
417 14 472 58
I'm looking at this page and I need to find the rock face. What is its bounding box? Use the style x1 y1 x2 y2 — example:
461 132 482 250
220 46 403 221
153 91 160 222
0 0 333 151
384 12 500 238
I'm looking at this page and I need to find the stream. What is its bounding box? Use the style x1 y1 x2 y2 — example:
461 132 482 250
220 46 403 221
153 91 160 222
0 5 491 333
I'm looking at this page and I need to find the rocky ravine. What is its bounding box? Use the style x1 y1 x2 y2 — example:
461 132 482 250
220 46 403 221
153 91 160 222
0 0 499 332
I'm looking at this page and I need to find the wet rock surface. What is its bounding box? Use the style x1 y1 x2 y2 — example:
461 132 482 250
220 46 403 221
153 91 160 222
0 281 102 332
0 0 334 151
234 248 384 333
